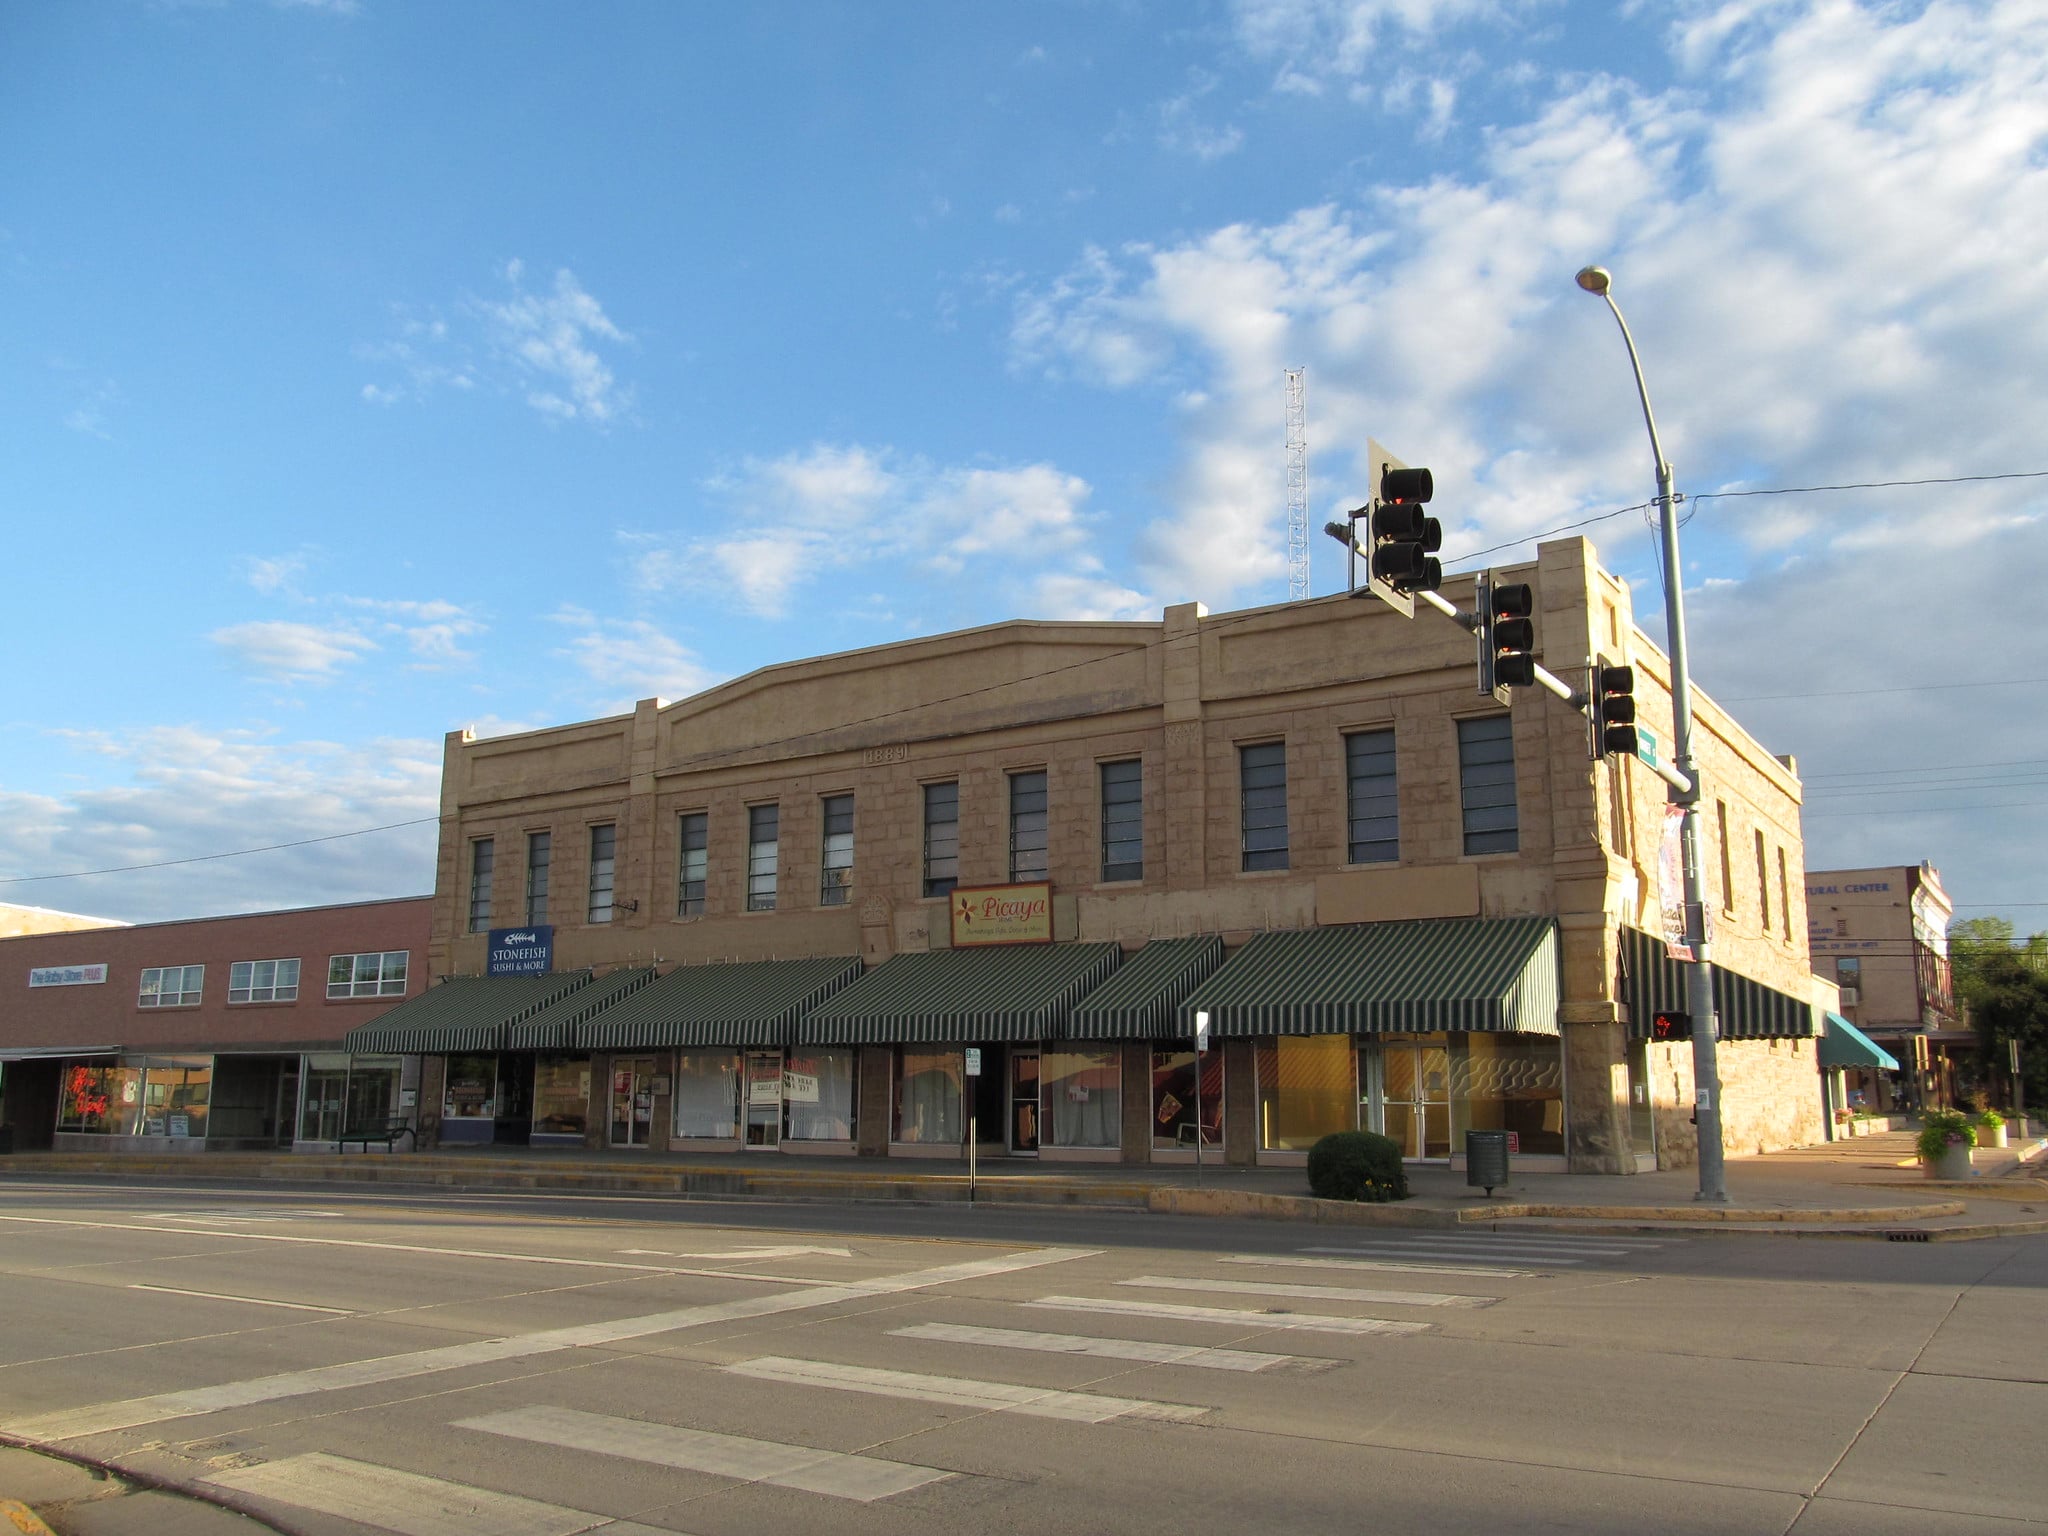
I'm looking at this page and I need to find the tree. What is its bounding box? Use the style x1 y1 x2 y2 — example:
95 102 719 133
1968 949 2048 1109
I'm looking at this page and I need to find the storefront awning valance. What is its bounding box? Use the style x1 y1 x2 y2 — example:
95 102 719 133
0 1044 118 1060
340 971 594 1055
1618 927 1816 1040
506 967 658 1050
797 943 1123 1045
1818 1011 1900 1072
1179 918 1561 1038
578 956 865 1050
1065 936 1226 1040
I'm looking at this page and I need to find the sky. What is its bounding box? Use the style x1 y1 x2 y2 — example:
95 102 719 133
2 0 2043 942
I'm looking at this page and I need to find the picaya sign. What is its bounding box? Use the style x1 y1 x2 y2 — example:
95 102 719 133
949 883 1053 947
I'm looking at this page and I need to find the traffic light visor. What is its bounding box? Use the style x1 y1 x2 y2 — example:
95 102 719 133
1379 465 1433 503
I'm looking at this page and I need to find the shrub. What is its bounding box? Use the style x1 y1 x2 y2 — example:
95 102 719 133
1916 1109 1977 1162
1976 1107 2005 1131
1307 1130 1409 1203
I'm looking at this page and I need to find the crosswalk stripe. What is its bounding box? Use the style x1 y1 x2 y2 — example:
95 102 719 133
889 1322 1323 1373
723 1357 1208 1423
1029 1295 1431 1337
1222 1254 1535 1280
1119 1275 1492 1309
457 1405 951 1502
201 1451 676 1536
127 1284 352 1315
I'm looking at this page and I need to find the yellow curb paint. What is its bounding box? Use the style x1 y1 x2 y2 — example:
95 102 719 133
1 1499 56 1536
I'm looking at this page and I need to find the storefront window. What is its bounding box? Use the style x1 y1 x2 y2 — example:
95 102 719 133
1255 1035 1355 1150
673 1049 740 1138
58 1060 126 1134
443 1054 497 1124
785 1049 858 1142
142 1057 212 1138
1043 1047 1120 1148
895 1048 962 1145
301 1053 349 1142
1151 1049 1223 1150
343 1056 401 1136
1453 1033 1565 1156
533 1053 591 1138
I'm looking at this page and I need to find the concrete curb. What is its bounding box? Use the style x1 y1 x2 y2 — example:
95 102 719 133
1145 1187 1968 1231
1 1499 56 1536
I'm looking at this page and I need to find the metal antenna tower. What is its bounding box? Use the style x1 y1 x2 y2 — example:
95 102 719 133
1284 367 1309 601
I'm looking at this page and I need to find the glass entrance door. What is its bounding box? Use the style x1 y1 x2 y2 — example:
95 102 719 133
1009 1049 1040 1154
744 1050 783 1149
1379 1037 1452 1159
609 1056 657 1148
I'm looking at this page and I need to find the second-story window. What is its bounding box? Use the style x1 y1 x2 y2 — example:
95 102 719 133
468 838 494 932
1009 770 1048 884
328 951 409 999
1345 729 1399 864
677 811 708 916
747 804 780 911
1239 742 1289 872
820 794 854 905
1099 759 1143 882
1754 829 1771 933
587 824 616 924
229 958 300 1003
139 965 204 1007
525 832 551 926
1457 715 1518 855
923 782 959 898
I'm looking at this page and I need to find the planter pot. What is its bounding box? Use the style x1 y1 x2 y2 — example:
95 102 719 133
1922 1143 1975 1180
1978 1123 2009 1149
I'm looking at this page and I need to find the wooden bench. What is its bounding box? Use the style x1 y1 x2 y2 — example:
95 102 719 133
336 1117 415 1154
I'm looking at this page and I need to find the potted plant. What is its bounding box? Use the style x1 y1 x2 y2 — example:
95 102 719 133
1974 1106 2008 1149
1917 1109 1977 1180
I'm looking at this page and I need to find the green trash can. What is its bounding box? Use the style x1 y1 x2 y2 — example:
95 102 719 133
1465 1129 1509 1196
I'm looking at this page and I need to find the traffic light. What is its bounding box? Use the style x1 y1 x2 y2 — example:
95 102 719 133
1589 661 1639 759
1475 571 1535 704
1649 1010 1689 1043
1361 439 1441 617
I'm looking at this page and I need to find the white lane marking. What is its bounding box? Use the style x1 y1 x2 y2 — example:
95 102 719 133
459 1404 951 1502
203 1451 676 1536
891 1322 1318 1373
1304 1235 1668 1255
1120 1275 1491 1309
1030 1295 1431 1337
1225 1254 1534 1280
617 1246 853 1261
151 1209 334 1224
724 1356 1206 1424
127 1284 352 1315
4 1246 1098 1442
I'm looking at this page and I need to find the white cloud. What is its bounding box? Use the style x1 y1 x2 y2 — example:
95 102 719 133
210 620 378 680
1231 0 1543 94
548 607 721 713
1157 73 1245 160
244 553 308 595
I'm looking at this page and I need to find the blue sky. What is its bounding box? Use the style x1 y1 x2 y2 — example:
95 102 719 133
3 0 2044 937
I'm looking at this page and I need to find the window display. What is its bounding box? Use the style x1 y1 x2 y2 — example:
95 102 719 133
784 1049 857 1141
1151 1049 1223 1150
532 1053 591 1139
672 1050 740 1138
1255 1035 1355 1150
894 1048 961 1144
1042 1047 1119 1148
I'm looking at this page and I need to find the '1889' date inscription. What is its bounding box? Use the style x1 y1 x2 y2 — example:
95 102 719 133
863 743 908 765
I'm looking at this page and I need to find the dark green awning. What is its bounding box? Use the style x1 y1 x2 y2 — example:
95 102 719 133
798 943 1123 1044
1818 1011 1899 1071
1179 918 1560 1037
1065 936 1226 1040
1618 927 1815 1040
506 967 659 1050
340 972 595 1054
578 956 864 1049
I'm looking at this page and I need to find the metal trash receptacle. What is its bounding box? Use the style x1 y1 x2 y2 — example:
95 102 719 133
1465 1128 1509 1196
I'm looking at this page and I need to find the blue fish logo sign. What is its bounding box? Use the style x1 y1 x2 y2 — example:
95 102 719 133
487 925 554 976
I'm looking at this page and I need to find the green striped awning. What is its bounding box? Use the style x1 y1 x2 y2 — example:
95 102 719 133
1179 918 1561 1037
1618 927 1816 1040
797 943 1124 1044
1065 936 1227 1040
340 972 595 1054
578 956 865 1050
1818 1011 1899 1071
506 967 659 1051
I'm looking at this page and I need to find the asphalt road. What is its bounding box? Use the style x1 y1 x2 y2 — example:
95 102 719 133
0 1174 2043 1536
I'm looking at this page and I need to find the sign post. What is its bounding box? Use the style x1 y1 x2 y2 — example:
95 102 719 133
964 1047 982 1206
1193 1012 1210 1187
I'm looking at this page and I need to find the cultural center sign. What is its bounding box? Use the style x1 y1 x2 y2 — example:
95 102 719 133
950 883 1052 947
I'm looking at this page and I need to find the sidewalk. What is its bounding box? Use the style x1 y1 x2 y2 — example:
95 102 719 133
5 1129 2046 1239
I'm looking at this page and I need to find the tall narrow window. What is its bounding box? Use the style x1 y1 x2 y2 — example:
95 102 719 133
1754 829 1771 932
1239 741 1289 872
1777 847 1791 941
468 839 494 932
677 811 708 916
820 794 854 905
1457 716 1518 855
1099 759 1143 882
587 824 616 924
747 803 779 912
923 782 959 897
1344 729 1398 864
1716 800 1733 911
1009 770 1048 884
525 832 551 926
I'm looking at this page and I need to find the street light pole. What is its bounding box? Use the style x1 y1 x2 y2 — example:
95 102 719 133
1574 265 1729 1203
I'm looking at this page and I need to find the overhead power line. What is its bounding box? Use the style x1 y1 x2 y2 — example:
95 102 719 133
0 817 440 886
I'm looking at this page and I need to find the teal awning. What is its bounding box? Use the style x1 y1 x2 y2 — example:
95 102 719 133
579 957 864 1049
1818 1011 1899 1071
1618 927 1816 1039
1178 918 1560 1038
798 943 1123 1044
340 972 595 1054
506 967 659 1050
1065 936 1226 1040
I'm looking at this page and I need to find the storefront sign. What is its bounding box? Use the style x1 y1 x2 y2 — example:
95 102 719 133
486 926 554 976
949 882 1052 947
29 963 108 988
783 1070 820 1104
